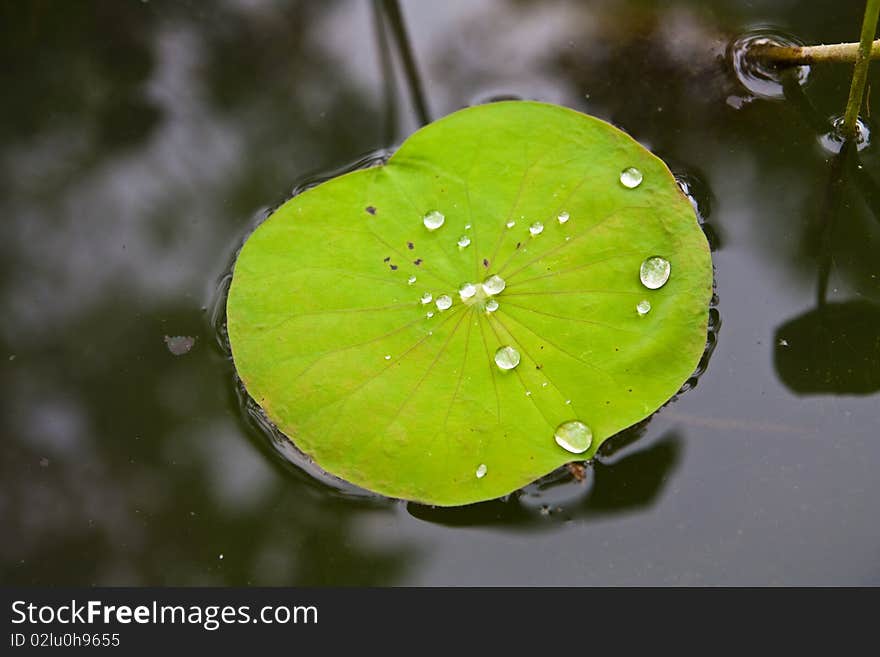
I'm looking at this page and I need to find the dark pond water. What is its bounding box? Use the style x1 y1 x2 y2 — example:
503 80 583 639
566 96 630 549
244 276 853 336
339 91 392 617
2 0 879 585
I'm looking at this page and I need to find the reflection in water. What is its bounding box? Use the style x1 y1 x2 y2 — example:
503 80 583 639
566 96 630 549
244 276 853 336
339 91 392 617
3 0 880 585
407 430 682 529
0 0 421 585
772 66 880 397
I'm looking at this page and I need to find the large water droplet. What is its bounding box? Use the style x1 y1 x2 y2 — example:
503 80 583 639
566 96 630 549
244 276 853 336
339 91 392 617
476 463 487 479
554 420 592 454
494 345 520 371
639 256 671 289
436 294 452 311
457 235 471 249
420 292 433 305
620 167 643 189
407 275 417 285
557 211 570 224
529 221 544 236
459 283 477 301
423 210 445 231
482 274 506 296
636 299 652 315
485 298 499 313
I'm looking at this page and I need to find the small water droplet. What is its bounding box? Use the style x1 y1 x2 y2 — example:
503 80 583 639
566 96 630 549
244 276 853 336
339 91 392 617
384 354 391 360
554 420 592 454
565 399 571 405
482 274 506 296
506 220 516 229
459 283 477 301
525 390 532 396
529 221 544 236
426 311 434 318
620 167 643 189
636 299 652 315
457 235 471 249
542 382 548 387
423 210 445 231
420 292 433 305
476 463 487 479
407 275 417 285
640 256 671 289
465 223 472 230
565 236 571 241
557 211 570 224
778 338 789 347
436 295 452 311
485 299 499 313
494 345 520 370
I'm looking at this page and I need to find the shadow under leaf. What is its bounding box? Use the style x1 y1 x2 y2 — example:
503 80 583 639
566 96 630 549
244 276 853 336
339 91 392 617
406 431 683 530
774 300 880 395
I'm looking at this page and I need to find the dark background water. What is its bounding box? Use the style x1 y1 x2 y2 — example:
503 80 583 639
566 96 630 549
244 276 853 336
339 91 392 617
2 0 878 585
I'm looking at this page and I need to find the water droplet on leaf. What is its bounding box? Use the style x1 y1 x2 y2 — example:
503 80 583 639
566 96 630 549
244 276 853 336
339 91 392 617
640 256 671 289
420 292 433 305
423 210 445 231
529 221 544 236
506 220 516 229
476 464 487 479
554 420 592 454
494 345 521 371
482 274 506 296
637 299 652 315
457 235 471 249
485 299 499 313
407 275 417 285
620 167 643 188
436 295 452 311
557 211 570 224
459 283 477 301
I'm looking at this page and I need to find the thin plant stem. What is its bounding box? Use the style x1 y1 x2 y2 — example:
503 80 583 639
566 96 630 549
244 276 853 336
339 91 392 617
751 39 880 65
843 0 880 139
379 0 431 127
372 0 398 144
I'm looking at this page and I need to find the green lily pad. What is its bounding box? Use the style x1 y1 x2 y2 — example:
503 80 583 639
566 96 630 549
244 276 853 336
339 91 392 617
227 101 713 506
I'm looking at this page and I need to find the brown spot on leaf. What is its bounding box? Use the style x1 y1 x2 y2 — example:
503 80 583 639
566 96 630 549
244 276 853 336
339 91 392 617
383 256 391 262
390 264 398 270
365 206 376 215
483 258 489 268
407 242 414 250
414 258 422 266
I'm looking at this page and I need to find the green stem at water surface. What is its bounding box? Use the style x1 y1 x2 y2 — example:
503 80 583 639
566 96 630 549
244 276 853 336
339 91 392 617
843 0 880 139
